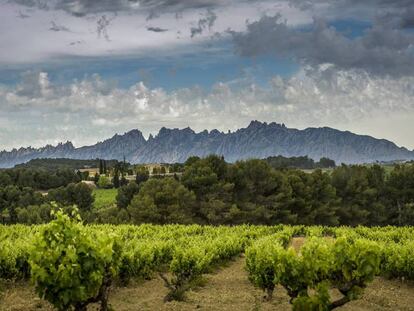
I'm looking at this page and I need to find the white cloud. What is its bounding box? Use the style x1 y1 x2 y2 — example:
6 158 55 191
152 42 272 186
1 66 414 150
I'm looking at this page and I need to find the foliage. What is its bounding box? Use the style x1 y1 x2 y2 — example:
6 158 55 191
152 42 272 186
16 203 53 224
128 178 195 224
116 182 140 209
97 176 112 189
3 156 414 227
246 235 382 310
0 186 44 223
265 155 336 170
135 166 149 185
1 223 414 309
29 209 122 311
0 167 80 190
14 158 119 172
48 182 94 211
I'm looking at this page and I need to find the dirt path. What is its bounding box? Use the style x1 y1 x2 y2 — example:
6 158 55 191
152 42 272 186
338 278 414 311
174 256 291 311
107 256 291 311
290 236 306 253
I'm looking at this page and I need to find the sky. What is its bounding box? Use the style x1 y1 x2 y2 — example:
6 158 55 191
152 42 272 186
0 0 414 150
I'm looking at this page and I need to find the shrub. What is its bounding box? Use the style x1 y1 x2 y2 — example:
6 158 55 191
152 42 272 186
29 209 122 311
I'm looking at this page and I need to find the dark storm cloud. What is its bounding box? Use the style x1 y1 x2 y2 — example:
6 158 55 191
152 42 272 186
146 26 168 32
376 8 414 29
231 14 414 77
9 0 414 77
96 15 114 41
49 21 70 32
11 0 414 18
190 9 217 37
288 0 414 10
289 0 414 29
10 0 235 16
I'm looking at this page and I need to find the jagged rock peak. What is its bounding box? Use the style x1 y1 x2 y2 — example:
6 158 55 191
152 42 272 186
157 126 195 137
248 120 267 128
1 121 414 168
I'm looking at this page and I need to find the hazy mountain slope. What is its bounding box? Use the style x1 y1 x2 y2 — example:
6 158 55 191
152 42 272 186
1 121 413 168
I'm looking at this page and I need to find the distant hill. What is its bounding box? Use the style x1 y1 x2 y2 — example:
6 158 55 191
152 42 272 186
14 158 119 171
0 121 413 168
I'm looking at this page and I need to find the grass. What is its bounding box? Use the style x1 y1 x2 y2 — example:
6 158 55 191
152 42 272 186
93 188 117 209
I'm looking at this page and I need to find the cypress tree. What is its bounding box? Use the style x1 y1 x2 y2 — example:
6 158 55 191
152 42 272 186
113 168 120 188
99 159 103 175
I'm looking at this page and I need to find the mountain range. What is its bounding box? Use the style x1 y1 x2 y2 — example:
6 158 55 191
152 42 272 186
1 121 413 168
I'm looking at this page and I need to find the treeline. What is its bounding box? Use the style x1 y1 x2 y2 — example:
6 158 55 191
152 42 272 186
109 156 414 226
2 155 414 226
0 165 95 224
14 158 119 171
265 155 336 169
0 182 94 224
0 168 80 190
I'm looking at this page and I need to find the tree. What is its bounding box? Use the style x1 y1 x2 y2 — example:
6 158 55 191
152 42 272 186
305 170 340 225
30 210 122 311
135 167 149 185
97 176 112 189
317 157 336 168
265 155 315 169
0 171 12 187
0 185 44 224
128 178 195 224
73 183 95 211
181 158 219 199
113 168 120 188
184 156 200 167
116 181 140 209
16 203 53 224
48 183 94 211
120 176 128 187
103 160 107 175
386 164 414 225
99 159 104 175
228 159 296 224
331 165 386 226
169 163 184 173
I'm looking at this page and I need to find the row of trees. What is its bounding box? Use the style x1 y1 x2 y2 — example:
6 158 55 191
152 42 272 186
0 168 80 190
2 155 414 226
0 182 94 224
265 155 336 169
114 156 414 226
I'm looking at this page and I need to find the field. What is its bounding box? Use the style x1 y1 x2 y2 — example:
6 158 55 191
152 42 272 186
93 188 117 209
1 224 414 310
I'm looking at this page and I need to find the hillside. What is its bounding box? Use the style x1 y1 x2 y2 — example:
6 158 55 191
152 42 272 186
0 121 413 168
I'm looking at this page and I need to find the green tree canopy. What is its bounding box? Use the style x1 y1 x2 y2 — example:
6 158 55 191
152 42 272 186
128 178 195 224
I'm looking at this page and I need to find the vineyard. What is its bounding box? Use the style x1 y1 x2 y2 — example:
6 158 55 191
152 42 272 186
1 213 414 310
